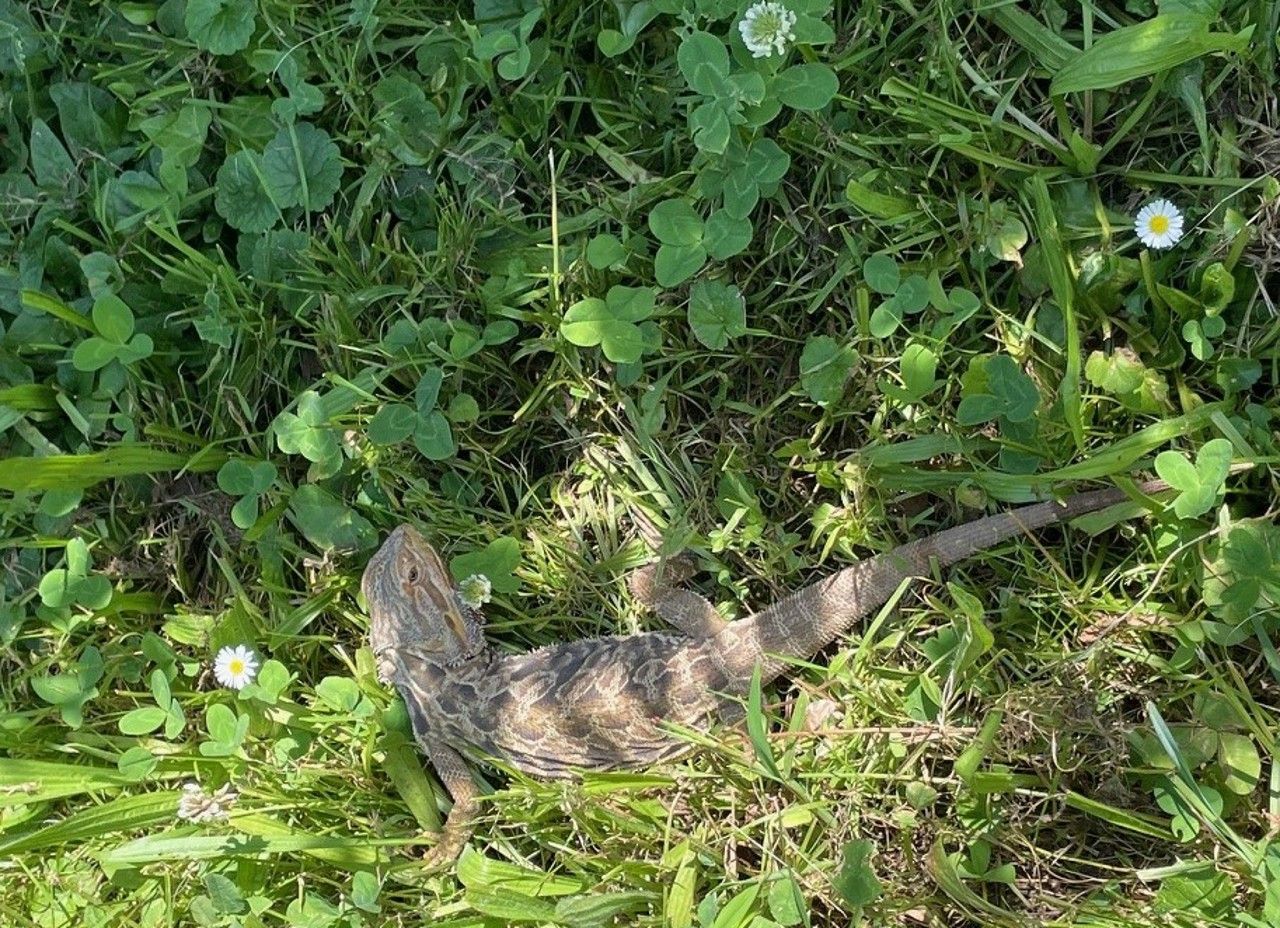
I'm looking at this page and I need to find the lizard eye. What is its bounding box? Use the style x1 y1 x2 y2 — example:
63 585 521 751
407 566 420 583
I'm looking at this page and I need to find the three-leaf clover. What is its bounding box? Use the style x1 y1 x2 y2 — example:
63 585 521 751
561 285 657 362
216 459 277 529
1202 520 1280 624
287 484 377 551
199 703 250 757
720 139 790 219
1154 438 1232 519
275 391 342 472
413 367 456 460
648 200 707 287
955 355 1040 425
677 32 765 154
863 254 931 339
31 645 104 729
119 668 187 739
39 537 113 610
71 294 154 372
1182 314 1226 361
688 280 748 349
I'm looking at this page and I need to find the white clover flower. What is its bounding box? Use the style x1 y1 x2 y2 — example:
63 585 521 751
213 644 259 690
457 573 492 610
1134 199 1185 250
738 1 797 59
177 781 238 823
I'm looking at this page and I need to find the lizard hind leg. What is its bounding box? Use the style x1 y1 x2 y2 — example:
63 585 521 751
628 556 728 639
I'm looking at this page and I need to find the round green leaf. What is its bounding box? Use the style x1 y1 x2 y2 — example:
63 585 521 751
799 335 856 405
71 337 119 372
413 410 456 460
117 745 158 781
896 274 930 314
262 122 342 212
450 536 521 593
688 280 747 350
91 294 134 343
868 297 903 338
214 150 278 233
648 199 703 247
773 64 839 111
288 485 378 551
654 243 706 288
119 706 168 735
185 0 256 56
677 31 730 96
586 233 626 269
900 343 939 398
863 254 899 295
704 210 753 260
368 403 416 445
561 297 647 363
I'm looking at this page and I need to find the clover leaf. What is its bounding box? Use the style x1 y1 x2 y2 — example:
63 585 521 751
1202 520 1280 625
38 538 112 611
185 0 256 56
648 200 707 286
955 355 1040 425
450 536 521 594
561 285 656 363
288 484 377 551
1182 314 1226 361
688 280 748 350
772 63 839 111
274 391 342 474
721 139 790 219
262 122 342 212
799 335 856 405
71 294 154 372
217 459 277 529
31 645 104 729
1154 438 1232 519
703 210 753 260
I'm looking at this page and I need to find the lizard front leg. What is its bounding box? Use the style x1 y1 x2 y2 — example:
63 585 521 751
629 556 728 638
422 743 481 869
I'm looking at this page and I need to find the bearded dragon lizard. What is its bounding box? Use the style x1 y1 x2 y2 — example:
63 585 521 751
362 481 1163 865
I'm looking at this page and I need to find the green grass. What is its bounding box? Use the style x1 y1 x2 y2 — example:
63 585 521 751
3 0 1280 925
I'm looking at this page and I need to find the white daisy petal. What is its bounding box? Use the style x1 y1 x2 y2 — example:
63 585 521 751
213 644 260 690
1134 198 1185 250
738 2 797 59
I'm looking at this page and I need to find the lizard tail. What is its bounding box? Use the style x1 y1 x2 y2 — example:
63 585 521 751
719 480 1166 684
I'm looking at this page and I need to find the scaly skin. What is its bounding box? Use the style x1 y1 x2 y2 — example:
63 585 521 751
361 481 1164 864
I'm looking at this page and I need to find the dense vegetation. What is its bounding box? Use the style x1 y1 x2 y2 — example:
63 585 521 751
2 0 1279 924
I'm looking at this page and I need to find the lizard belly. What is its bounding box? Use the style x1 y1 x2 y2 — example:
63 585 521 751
473 634 728 778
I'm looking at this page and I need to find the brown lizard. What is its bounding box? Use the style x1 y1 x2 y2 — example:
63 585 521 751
361 480 1164 865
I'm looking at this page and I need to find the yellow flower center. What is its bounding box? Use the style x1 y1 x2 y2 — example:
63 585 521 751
229 659 244 675
1148 215 1169 235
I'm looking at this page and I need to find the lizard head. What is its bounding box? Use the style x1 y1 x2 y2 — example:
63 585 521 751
362 524 488 678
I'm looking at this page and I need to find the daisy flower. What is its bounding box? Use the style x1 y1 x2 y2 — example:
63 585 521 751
213 644 259 690
457 573 492 610
738 1 797 59
1134 199 1185 250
